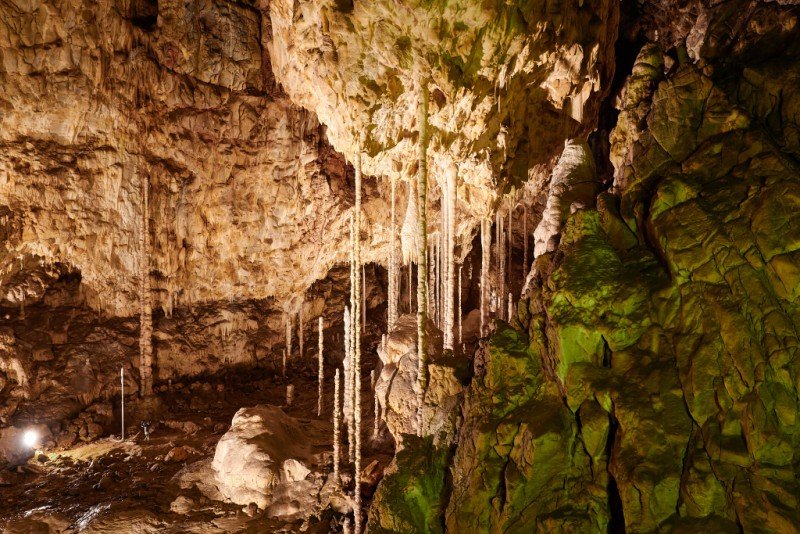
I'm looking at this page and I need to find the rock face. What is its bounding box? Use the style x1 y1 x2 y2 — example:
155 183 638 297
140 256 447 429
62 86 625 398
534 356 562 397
369 3 800 534
211 405 321 513
268 0 619 251
375 314 466 448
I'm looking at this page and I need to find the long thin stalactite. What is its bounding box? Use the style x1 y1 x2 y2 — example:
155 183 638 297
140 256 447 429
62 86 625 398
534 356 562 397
416 82 430 436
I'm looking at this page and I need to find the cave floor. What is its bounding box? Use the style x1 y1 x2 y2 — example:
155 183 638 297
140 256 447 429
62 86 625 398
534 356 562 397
0 359 393 533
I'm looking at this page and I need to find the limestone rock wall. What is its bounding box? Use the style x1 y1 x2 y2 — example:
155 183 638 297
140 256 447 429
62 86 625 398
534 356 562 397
371 3 800 533
0 0 394 319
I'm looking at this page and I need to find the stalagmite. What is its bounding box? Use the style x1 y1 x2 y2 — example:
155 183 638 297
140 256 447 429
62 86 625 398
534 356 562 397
416 82 430 436
286 384 295 407
333 368 341 486
317 316 324 417
138 169 153 397
480 218 491 337
444 165 457 351
508 292 513 323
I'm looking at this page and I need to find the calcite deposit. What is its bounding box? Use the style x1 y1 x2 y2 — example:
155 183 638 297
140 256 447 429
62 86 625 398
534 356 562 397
1 0 799 532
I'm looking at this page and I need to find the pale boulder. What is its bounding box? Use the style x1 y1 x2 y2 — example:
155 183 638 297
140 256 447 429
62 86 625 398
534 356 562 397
211 405 318 511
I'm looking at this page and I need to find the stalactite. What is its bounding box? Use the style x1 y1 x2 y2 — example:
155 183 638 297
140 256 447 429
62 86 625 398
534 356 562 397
285 312 292 359
416 81 430 437
388 175 398 329
120 368 125 441
480 217 490 337
508 292 513 323
373 374 380 440
353 143 364 534
523 204 529 276
333 368 341 485
444 165 457 351
299 305 304 359
317 316 324 417
344 307 354 461
508 206 513 290
401 179 419 265
362 264 366 331
282 349 287 378
139 168 153 397
499 208 506 321
457 264 463 349
347 212 356 464
433 240 438 327
408 262 413 313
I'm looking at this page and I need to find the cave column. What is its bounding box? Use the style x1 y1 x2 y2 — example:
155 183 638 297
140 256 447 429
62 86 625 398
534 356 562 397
416 81 430 437
444 163 457 351
139 168 153 397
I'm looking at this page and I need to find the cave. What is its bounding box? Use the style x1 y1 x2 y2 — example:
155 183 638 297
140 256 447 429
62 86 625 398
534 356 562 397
1 1 799 532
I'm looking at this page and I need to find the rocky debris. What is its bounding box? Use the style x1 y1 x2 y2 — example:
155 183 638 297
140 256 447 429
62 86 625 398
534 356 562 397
170 495 195 515
164 446 189 463
210 405 323 515
375 314 467 449
60 402 115 445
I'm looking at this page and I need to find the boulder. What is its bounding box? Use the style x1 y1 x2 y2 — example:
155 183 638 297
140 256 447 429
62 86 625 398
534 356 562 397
375 314 467 449
211 405 319 512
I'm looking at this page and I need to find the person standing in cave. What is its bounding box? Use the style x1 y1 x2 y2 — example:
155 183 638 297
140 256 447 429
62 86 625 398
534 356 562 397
140 420 151 442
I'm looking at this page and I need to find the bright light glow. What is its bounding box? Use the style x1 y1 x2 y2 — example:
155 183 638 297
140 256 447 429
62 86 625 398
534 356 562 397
22 429 39 449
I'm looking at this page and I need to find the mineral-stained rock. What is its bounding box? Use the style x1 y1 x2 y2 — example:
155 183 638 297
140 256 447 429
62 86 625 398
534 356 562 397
375 314 467 449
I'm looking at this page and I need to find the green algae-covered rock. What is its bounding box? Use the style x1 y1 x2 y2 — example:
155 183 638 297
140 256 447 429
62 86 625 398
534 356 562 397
367 435 449 534
445 325 609 533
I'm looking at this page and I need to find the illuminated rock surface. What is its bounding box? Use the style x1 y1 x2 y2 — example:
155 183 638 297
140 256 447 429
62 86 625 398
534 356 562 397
1 0 799 532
